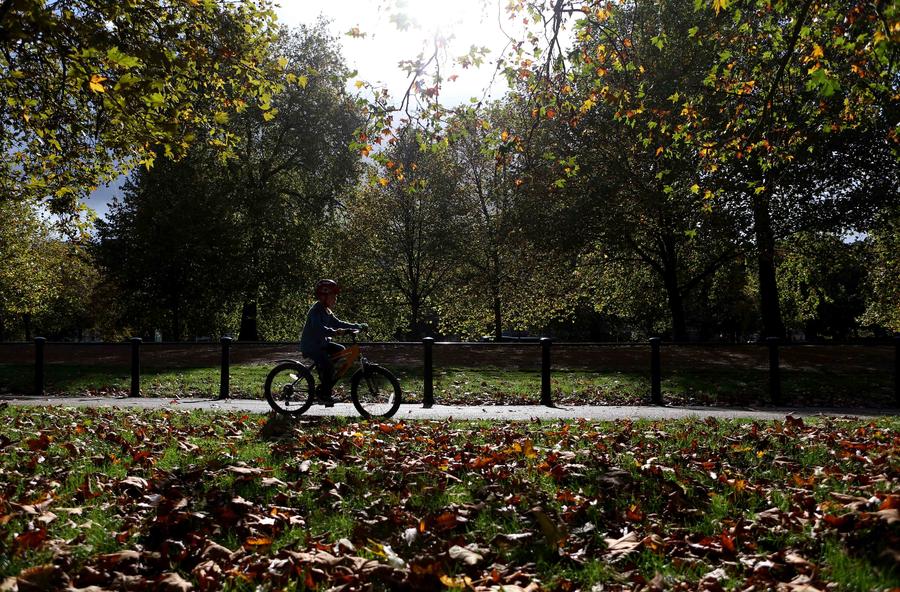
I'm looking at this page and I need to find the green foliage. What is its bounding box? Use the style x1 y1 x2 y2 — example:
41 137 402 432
861 211 900 333
0 0 283 217
777 232 868 339
94 24 363 341
491 0 899 339
0 200 98 339
339 127 465 339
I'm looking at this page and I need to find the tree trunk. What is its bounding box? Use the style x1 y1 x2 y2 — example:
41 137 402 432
661 266 688 342
238 299 259 341
492 290 503 342
490 250 503 341
23 313 31 341
409 295 421 340
171 301 182 342
752 193 785 340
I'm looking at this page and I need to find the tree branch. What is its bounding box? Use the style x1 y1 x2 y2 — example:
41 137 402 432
747 0 814 144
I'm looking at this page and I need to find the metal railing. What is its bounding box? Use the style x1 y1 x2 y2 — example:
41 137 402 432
6 336 898 408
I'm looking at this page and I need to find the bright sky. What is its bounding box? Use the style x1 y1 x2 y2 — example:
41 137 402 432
276 0 520 106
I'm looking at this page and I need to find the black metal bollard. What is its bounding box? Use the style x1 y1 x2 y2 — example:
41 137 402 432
130 337 141 397
219 336 232 400
540 338 553 406
423 337 434 408
767 337 781 405
34 337 46 397
650 337 662 405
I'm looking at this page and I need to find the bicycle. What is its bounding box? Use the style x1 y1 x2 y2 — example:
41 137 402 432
264 330 403 419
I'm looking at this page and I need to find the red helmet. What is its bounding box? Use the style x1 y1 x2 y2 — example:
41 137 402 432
314 279 340 299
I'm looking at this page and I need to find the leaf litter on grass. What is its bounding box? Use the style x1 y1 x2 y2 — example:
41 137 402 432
0 407 898 591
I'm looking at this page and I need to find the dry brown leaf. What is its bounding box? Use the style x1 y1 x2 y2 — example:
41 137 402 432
156 572 193 591
448 544 483 565
119 476 148 490
225 465 265 476
604 531 641 556
15 564 66 592
201 541 234 562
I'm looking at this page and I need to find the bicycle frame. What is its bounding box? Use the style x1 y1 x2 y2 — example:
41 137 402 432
265 330 401 418
273 333 369 389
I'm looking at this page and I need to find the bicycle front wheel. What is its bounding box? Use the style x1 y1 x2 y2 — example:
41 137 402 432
351 366 402 419
264 362 315 416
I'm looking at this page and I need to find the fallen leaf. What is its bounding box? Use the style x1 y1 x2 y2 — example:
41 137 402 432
15 564 65 592
531 507 564 546
448 544 483 565
605 531 641 556
225 465 265 476
156 571 193 591
119 476 148 490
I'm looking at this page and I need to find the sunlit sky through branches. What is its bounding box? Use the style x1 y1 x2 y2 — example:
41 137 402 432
87 0 526 216
279 0 517 106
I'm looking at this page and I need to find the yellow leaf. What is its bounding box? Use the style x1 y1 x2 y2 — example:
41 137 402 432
298 75 309 88
89 74 107 93
655 146 664 156
354 80 365 89
439 574 473 588
712 0 729 15
214 111 229 125
754 185 766 195
262 110 276 121
523 439 537 459
378 177 389 186
690 184 700 194
810 44 824 59
277 56 288 69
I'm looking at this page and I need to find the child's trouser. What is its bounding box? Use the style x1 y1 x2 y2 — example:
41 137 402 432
303 342 345 393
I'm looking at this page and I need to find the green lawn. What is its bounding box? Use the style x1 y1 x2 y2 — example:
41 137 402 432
1 407 898 591
1 361 894 408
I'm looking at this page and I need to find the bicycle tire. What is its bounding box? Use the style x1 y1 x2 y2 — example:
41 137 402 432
264 361 315 416
351 365 402 419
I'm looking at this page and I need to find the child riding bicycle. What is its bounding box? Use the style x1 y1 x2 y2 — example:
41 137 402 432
299 279 367 406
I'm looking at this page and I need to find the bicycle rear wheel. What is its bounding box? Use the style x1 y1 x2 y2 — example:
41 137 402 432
351 366 402 419
264 362 315 416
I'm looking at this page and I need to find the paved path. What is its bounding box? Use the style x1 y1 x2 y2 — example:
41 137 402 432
1 396 895 421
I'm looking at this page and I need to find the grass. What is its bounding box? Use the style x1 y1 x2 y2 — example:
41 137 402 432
1 407 898 591
3 360 894 408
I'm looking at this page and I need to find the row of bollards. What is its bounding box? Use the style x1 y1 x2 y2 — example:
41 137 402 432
420 336 784 407
32 336 233 400
29 335 900 407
